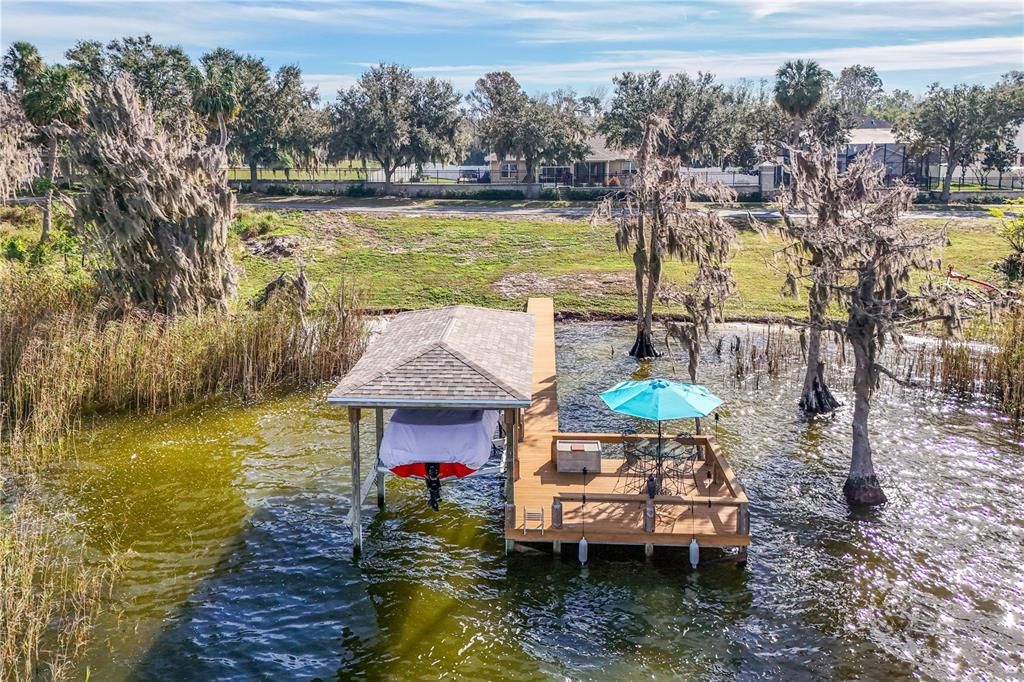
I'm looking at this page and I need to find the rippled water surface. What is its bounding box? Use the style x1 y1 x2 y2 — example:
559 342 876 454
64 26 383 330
65 322 1024 680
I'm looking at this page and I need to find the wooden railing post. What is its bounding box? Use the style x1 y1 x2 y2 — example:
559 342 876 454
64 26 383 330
737 503 750 535
644 499 655 533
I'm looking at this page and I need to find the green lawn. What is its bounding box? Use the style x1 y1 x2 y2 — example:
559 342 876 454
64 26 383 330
234 210 1014 320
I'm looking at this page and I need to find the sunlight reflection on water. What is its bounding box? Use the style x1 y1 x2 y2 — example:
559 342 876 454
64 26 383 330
65 321 1024 680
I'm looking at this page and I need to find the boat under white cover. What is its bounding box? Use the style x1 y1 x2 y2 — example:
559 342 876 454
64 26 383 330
380 408 501 479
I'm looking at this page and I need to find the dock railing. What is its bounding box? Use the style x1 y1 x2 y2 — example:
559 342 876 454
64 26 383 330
539 432 750 538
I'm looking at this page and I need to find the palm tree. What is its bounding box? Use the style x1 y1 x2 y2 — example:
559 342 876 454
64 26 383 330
1 42 44 93
191 64 239 148
21 65 85 242
774 59 831 143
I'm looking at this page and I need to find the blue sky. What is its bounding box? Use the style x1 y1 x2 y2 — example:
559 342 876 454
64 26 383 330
2 0 1022 99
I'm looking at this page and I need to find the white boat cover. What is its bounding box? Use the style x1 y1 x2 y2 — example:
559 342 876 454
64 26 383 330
379 409 501 470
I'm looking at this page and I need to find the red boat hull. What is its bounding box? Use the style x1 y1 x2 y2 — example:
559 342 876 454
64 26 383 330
389 462 477 479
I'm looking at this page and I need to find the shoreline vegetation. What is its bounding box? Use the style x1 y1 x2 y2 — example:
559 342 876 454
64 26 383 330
0 205 366 679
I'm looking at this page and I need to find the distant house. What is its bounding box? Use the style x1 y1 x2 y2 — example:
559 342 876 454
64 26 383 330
838 115 912 181
485 134 635 185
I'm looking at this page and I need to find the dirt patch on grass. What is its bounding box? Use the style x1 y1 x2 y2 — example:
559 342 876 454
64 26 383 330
906 217 999 233
492 271 633 298
244 235 301 258
304 210 440 253
304 211 385 247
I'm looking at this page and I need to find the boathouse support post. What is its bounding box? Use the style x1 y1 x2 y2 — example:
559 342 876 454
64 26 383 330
552 540 562 555
374 407 385 509
644 543 654 558
349 407 362 556
504 409 517 500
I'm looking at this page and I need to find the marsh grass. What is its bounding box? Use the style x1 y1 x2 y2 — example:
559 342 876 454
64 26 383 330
0 262 366 678
1 264 366 473
0 492 124 682
937 311 1024 424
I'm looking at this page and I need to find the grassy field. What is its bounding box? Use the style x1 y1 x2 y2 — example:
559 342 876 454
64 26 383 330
231 209 1014 319
1 203 1011 320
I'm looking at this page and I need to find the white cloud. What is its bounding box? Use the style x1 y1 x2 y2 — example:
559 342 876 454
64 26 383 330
400 35 1023 88
2 0 1019 93
8 0 1021 53
304 72 359 94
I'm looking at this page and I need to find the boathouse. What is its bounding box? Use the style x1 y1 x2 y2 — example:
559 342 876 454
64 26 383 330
327 298 751 560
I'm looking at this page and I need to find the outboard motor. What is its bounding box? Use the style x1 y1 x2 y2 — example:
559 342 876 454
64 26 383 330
425 463 442 511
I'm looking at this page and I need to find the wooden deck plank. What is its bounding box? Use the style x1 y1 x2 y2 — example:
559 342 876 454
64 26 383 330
509 298 750 549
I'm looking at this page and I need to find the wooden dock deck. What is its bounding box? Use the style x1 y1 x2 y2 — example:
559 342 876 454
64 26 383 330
505 298 751 552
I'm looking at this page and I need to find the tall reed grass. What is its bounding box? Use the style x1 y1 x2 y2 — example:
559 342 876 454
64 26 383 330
1 265 366 472
0 262 366 679
938 310 1024 424
0 495 122 681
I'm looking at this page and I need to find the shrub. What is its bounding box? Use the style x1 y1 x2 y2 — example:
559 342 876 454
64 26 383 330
26 241 50 266
414 188 525 200
4 237 28 262
963 193 1023 205
461 189 524 200
0 205 41 231
232 211 281 239
560 187 613 201
263 183 300 196
345 183 378 197
988 199 1024 281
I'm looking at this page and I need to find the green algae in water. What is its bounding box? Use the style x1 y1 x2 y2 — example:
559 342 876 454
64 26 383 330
60 322 1024 680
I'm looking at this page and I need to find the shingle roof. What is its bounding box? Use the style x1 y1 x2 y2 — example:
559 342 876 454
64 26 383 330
485 134 632 163
327 305 535 408
848 127 898 145
583 134 633 162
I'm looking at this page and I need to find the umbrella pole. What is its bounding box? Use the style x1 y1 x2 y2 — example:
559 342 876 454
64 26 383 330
657 421 663 491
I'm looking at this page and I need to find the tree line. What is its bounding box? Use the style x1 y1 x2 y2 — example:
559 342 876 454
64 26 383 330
3 35 1023 218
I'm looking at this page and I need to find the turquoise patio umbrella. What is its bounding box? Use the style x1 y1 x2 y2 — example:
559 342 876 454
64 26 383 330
599 379 723 454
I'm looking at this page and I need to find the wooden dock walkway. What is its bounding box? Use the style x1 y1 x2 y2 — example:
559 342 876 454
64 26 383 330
505 298 751 552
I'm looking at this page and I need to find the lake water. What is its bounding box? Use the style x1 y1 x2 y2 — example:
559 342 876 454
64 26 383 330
65 322 1024 680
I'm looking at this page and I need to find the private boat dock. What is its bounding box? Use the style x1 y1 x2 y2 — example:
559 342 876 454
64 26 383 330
505 298 751 558
328 297 750 562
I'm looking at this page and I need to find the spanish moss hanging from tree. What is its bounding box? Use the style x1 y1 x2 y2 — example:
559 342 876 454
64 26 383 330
68 74 237 316
592 114 737 360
